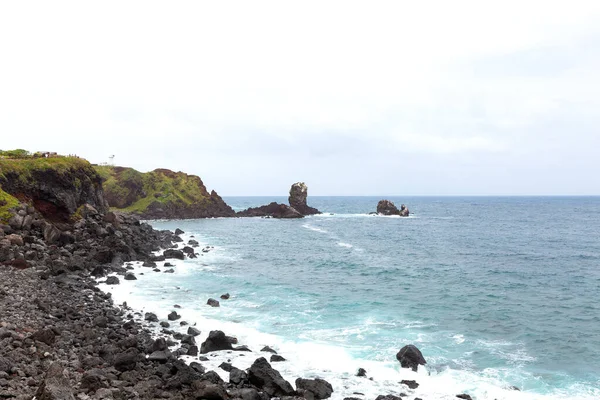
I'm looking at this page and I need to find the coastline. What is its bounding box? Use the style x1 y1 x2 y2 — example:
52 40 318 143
2 199 598 399
93 228 532 400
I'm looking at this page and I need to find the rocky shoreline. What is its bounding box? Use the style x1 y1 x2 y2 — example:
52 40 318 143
0 203 436 400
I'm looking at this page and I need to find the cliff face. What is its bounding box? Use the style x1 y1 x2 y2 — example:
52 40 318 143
0 157 108 223
95 166 235 219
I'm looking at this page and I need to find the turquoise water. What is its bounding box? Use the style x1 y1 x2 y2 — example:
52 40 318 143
145 197 600 399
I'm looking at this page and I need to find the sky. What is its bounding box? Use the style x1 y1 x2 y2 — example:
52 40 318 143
1 1 599 196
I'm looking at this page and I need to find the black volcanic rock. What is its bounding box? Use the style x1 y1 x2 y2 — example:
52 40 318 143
396 344 426 371
377 200 409 216
237 202 303 219
289 182 321 215
200 330 233 353
248 357 294 397
296 377 334 399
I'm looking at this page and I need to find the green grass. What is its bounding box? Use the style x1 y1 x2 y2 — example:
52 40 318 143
94 165 212 214
0 156 95 183
0 186 19 223
0 156 101 221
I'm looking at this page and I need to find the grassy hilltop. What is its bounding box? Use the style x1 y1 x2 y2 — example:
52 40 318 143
94 166 235 219
0 153 106 223
0 149 234 222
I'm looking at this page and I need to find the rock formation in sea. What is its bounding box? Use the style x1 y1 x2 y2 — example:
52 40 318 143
396 344 427 371
377 199 409 216
289 182 321 215
236 202 304 218
236 182 320 218
95 166 235 219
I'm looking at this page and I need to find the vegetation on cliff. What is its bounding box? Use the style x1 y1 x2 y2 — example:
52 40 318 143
0 156 107 222
0 187 19 223
94 166 235 219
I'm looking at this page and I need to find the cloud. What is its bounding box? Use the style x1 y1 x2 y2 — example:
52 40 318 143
1 1 600 194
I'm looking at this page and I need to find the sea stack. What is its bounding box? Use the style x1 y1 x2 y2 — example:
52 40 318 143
289 182 321 215
376 200 409 217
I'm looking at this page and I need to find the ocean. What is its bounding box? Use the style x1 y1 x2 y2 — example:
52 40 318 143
99 196 600 400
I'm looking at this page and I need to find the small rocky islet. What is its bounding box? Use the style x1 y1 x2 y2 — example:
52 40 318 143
0 151 429 400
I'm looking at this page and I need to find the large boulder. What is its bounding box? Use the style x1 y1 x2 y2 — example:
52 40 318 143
396 344 426 371
296 378 334 399
163 249 185 260
376 200 409 217
289 182 321 215
247 357 295 397
237 202 303 219
200 330 233 353
35 362 76 400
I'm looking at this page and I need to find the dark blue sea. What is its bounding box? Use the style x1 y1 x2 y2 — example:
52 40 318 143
103 197 600 399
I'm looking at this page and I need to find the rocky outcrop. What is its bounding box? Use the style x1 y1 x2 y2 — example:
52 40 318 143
396 344 426 371
0 157 108 223
237 202 303 219
0 201 177 275
376 200 409 217
200 330 233 353
289 182 321 215
296 377 334 399
248 357 295 397
95 166 235 219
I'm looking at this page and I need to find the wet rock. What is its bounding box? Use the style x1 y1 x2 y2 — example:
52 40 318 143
296 377 334 399
261 346 277 354
180 334 196 346
192 381 228 400
175 228 184 235
187 345 199 356
148 350 172 363
226 335 238 344
168 311 181 321
124 272 137 280
163 249 184 260
237 202 304 219
219 362 233 372
144 312 159 322
189 362 205 374
375 396 404 400
401 380 419 389
105 276 120 285
248 357 294 397
456 395 473 400
150 338 168 352
270 355 286 362
207 298 220 307
233 345 252 352
202 370 225 385
220 293 230 300
396 344 426 371
230 366 248 385
200 330 233 353
356 368 367 377
188 326 201 336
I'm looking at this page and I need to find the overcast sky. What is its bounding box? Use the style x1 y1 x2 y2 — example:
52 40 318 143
1 1 599 195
